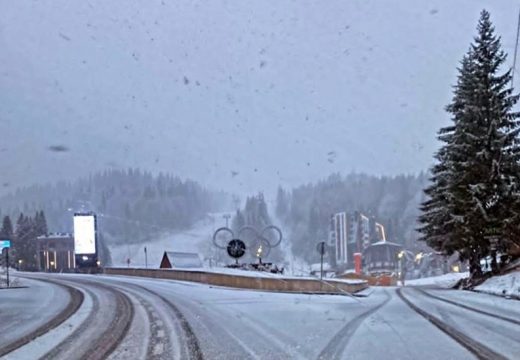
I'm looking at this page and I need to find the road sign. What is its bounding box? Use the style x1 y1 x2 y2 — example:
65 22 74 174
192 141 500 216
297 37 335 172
0 240 11 250
1 240 10 288
316 241 326 255
227 239 246 259
316 241 327 282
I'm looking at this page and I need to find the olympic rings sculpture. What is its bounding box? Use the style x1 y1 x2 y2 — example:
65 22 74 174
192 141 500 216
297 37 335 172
212 225 283 258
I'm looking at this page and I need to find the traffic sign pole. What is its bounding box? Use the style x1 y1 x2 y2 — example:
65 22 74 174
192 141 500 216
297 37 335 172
316 242 327 290
320 249 324 281
1 240 11 288
6 248 9 288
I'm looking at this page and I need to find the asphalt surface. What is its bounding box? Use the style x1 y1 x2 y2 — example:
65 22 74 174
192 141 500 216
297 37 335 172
1 273 519 360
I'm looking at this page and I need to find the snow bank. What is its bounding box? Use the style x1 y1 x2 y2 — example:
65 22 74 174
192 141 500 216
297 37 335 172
405 272 469 288
475 271 520 299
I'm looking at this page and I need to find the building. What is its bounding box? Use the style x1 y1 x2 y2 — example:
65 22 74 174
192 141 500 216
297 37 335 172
374 222 386 242
329 212 386 268
36 233 75 272
329 212 348 265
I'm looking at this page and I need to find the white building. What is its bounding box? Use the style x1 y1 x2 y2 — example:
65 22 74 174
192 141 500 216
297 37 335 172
329 212 348 265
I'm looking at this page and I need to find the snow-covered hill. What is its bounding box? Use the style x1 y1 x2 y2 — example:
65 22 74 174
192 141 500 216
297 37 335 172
109 213 226 268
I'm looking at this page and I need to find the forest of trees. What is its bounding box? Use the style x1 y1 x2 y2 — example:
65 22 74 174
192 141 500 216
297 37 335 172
275 172 429 263
231 193 284 263
418 11 520 279
0 211 47 270
0 169 230 248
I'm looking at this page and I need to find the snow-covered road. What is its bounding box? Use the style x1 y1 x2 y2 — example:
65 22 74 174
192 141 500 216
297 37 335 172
1 273 519 359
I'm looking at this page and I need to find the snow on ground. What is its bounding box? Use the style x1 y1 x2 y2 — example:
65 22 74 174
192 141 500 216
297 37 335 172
109 213 226 268
475 271 520 299
0 276 71 350
109 211 313 276
405 272 469 288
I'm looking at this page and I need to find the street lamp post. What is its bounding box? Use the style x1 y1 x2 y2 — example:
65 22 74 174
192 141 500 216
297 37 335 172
397 251 405 285
223 214 231 228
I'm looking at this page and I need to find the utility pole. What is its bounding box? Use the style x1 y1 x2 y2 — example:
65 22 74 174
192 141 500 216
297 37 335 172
512 7 520 90
144 246 148 269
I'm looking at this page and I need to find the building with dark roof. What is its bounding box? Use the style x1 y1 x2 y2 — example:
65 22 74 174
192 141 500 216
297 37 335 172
36 233 75 272
160 251 202 269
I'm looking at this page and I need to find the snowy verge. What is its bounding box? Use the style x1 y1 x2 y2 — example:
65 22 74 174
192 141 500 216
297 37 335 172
5 288 93 360
405 272 469 288
474 271 520 299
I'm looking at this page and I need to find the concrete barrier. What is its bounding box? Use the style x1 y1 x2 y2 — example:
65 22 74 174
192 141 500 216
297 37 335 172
104 268 368 295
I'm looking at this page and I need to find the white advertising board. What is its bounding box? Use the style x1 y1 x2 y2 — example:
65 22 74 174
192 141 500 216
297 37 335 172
74 215 96 254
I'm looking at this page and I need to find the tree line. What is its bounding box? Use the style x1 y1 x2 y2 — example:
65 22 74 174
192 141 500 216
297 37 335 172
0 211 47 270
0 168 230 247
275 173 428 263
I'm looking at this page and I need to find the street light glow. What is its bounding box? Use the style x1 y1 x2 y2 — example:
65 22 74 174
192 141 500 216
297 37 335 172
256 246 263 257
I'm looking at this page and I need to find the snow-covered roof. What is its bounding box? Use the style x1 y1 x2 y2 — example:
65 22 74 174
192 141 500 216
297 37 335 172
310 263 332 272
370 240 402 247
36 233 73 239
163 251 202 268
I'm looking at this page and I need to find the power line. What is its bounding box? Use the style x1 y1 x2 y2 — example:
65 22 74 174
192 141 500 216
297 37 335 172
511 7 520 90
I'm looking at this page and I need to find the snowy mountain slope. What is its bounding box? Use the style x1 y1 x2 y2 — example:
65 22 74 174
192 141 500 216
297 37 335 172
109 212 227 267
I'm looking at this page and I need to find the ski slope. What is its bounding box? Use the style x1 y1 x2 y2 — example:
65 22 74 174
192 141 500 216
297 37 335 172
109 213 223 268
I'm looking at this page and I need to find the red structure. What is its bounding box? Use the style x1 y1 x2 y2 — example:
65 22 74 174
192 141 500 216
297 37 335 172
354 253 362 274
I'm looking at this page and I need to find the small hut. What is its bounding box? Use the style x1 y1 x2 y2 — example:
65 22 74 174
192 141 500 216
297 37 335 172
160 251 202 269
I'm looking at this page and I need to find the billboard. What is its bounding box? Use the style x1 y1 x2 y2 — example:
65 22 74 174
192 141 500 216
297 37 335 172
73 214 96 255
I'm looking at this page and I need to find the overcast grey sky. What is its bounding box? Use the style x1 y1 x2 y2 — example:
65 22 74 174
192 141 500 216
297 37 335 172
0 0 518 195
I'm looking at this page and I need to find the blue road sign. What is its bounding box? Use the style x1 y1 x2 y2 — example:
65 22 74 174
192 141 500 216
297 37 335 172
0 240 11 249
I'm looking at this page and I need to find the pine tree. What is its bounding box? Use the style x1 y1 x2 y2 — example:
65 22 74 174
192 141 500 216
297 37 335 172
34 210 48 236
14 213 38 270
418 55 474 257
0 216 14 239
275 187 289 221
419 10 520 278
231 209 246 233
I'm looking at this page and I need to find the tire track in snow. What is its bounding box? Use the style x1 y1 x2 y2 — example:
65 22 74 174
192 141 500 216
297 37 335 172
316 290 391 359
40 279 134 360
415 288 520 326
126 283 204 360
397 287 507 360
0 277 84 358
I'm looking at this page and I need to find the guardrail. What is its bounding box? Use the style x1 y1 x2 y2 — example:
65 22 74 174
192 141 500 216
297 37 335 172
104 268 368 295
